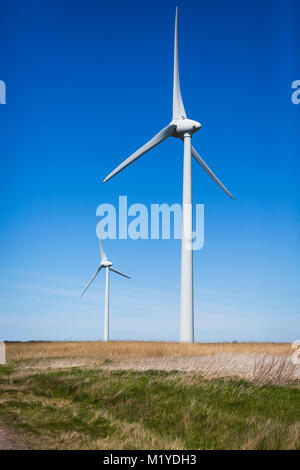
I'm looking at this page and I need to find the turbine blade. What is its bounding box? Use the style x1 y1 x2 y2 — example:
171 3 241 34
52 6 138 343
80 266 102 298
102 124 176 183
191 145 234 199
97 217 107 262
110 267 130 279
173 7 186 119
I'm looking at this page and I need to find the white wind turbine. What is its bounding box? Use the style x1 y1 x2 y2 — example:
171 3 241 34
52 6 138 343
80 218 130 341
103 8 233 343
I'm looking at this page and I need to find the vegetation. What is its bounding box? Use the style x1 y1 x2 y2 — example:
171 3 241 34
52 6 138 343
0 345 299 450
6 340 292 361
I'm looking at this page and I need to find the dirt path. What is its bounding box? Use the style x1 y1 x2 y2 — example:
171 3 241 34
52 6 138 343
0 421 29 450
0 426 15 450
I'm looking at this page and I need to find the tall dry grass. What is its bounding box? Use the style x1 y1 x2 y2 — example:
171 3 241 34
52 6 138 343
252 354 298 385
6 340 292 361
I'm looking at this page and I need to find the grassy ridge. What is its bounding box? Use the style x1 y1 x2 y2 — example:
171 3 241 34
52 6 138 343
0 364 299 449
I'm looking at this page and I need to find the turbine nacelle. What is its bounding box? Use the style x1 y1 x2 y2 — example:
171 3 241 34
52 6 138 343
101 260 112 268
173 117 202 137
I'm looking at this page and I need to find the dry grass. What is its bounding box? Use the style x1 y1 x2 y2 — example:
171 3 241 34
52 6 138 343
106 354 299 385
5 341 299 385
6 340 292 361
252 354 298 385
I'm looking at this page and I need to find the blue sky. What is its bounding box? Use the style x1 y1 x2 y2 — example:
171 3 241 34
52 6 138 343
0 0 299 342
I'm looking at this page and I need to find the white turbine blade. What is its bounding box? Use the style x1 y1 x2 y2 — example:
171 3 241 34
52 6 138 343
102 124 176 183
173 7 186 120
110 267 130 279
97 217 107 261
80 266 102 298
191 145 234 199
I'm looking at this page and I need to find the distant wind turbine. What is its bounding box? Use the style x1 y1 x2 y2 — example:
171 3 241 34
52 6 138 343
80 218 130 341
103 8 233 343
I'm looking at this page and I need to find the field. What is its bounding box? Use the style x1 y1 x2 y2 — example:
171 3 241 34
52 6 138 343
0 341 299 450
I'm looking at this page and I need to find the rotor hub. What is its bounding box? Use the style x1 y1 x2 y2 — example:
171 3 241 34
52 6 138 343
173 118 202 137
101 260 112 268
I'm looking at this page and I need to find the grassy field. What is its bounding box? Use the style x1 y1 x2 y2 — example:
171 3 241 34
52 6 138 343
0 341 299 450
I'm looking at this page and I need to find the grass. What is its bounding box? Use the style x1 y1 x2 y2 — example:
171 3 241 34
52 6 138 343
0 343 299 450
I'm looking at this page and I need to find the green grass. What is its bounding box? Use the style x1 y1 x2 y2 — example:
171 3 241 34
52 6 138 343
0 365 299 449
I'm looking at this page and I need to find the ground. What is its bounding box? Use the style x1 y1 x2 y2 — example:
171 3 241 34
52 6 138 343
0 423 14 450
0 341 299 450
0 419 30 450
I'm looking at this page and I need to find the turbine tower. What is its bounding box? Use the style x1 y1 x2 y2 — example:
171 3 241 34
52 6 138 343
80 218 130 341
103 8 233 342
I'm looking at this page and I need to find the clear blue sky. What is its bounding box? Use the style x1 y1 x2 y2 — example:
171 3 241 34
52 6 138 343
0 0 299 342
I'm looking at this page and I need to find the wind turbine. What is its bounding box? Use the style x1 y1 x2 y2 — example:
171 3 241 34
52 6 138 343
103 8 233 343
80 218 130 341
